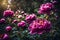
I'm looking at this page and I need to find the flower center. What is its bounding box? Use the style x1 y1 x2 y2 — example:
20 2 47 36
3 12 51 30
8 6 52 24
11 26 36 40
39 21 44 25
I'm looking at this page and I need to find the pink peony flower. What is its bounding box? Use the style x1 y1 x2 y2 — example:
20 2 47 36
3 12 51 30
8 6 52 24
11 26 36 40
3 34 9 40
12 20 18 23
3 10 14 17
17 21 26 27
28 19 51 35
0 18 5 24
5 26 12 31
25 14 36 23
38 3 53 14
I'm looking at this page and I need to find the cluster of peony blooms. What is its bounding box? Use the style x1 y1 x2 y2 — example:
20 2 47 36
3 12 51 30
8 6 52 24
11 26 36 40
38 3 53 14
28 19 51 34
0 2 55 40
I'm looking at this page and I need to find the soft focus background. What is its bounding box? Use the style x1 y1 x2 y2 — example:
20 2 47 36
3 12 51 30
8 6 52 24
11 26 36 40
0 0 60 40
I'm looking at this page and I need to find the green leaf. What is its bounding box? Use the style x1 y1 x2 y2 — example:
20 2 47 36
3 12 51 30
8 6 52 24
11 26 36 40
34 8 38 13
